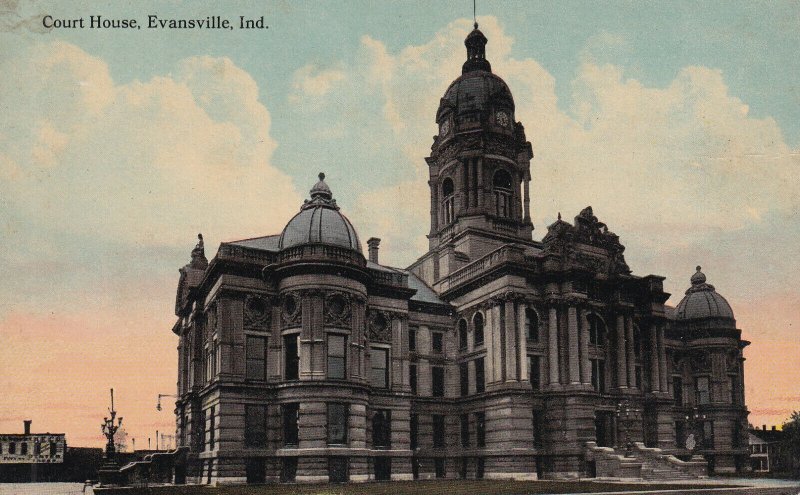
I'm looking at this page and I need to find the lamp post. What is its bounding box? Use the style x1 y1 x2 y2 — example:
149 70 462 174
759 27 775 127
156 393 178 411
98 388 123 485
616 401 640 457
684 407 707 456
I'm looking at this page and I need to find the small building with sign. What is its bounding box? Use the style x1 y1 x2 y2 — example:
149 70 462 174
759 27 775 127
0 420 66 482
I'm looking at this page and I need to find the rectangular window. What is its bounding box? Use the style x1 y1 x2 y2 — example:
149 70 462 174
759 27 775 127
370 347 389 388
476 412 486 447
246 335 267 381
432 332 443 353
432 366 445 397
435 458 446 478
635 365 643 389
591 359 606 392
245 404 267 447
673 376 683 405
433 415 445 448
675 421 686 448
702 421 714 449
20 442 27 455
410 414 418 450
209 406 216 450
206 345 214 382
532 411 543 447
49 442 57 456
475 358 485 393
460 363 469 396
282 403 299 446
409 327 417 351
730 375 739 404
372 409 391 448
284 334 299 380
327 403 348 445
410 364 417 395
327 334 347 379
529 355 541 390
460 413 470 447
696 376 710 405
33 443 40 455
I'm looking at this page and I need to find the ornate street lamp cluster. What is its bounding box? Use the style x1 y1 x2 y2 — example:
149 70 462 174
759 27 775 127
615 401 641 457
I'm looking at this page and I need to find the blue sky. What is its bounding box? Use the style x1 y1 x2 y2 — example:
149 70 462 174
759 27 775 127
1 0 798 446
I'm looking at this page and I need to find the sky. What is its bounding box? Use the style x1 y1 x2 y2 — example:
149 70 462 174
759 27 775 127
0 0 798 448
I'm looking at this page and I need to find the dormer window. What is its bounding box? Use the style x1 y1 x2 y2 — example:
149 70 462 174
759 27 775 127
442 178 455 224
493 169 512 218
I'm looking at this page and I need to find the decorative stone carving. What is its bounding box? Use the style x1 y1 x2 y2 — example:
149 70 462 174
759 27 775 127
367 310 392 343
244 294 270 330
324 291 352 327
689 351 710 373
205 303 217 340
541 206 631 274
280 292 301 327
726 350 741 372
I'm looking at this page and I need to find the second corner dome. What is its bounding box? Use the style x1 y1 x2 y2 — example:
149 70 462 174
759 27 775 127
278 173 362 253
674 266 734 321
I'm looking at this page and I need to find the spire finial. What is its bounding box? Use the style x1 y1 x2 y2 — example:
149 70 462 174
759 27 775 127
319 172 325 181
558 212 561 221
473 0 477 27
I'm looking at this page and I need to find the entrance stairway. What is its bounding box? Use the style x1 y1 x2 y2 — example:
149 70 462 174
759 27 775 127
585 442 707 480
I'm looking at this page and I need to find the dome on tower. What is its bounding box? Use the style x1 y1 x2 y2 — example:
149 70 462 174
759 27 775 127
674 266 734 321
437 23 515 122
278 173 362 253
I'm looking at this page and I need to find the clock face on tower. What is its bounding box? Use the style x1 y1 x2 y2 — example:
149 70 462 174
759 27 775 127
439 119 451 136
495 111 509 128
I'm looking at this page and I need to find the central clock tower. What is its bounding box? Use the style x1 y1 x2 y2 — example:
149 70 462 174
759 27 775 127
418 23 534 283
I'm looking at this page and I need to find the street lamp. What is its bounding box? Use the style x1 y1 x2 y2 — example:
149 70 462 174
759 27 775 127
684 407 707 454
156 393 178 411
616 401 641 457
98 388 123 486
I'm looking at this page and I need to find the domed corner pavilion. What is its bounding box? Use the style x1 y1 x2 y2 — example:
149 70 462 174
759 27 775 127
667 267 750 473
172 172 452 485
170 22 751 485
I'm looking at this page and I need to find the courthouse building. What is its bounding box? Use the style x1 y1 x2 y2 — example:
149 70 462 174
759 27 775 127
171 24 750 484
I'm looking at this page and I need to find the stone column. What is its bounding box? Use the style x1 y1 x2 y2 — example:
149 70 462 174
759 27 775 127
548 306 560 386
649 323 660 392
493 304 504 382
567 305 580 385
477 158 484 207
616 314 627 388
626 315 636 389
517 301 528 382
523 171 531 223
579 310 591 385
484 305 496 384
658 325 668 393
505 299 518 382
429 179 438 236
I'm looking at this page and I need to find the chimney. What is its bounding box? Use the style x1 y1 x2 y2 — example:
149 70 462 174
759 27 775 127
367 237 381 264
23 420 32 435
772 426 777 431
763 425 767 431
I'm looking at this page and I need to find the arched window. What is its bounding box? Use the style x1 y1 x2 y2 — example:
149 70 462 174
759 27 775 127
588 314 606 346
525 308 539 342
473 312 484 346
458 319 468 350
442 177 455 224
493 169 512 218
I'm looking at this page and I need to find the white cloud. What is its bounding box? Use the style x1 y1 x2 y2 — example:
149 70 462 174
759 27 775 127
326 18 800 271
0 40 301 251
289 64 346 104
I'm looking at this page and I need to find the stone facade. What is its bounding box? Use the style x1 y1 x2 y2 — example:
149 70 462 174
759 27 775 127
170 24 750 484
